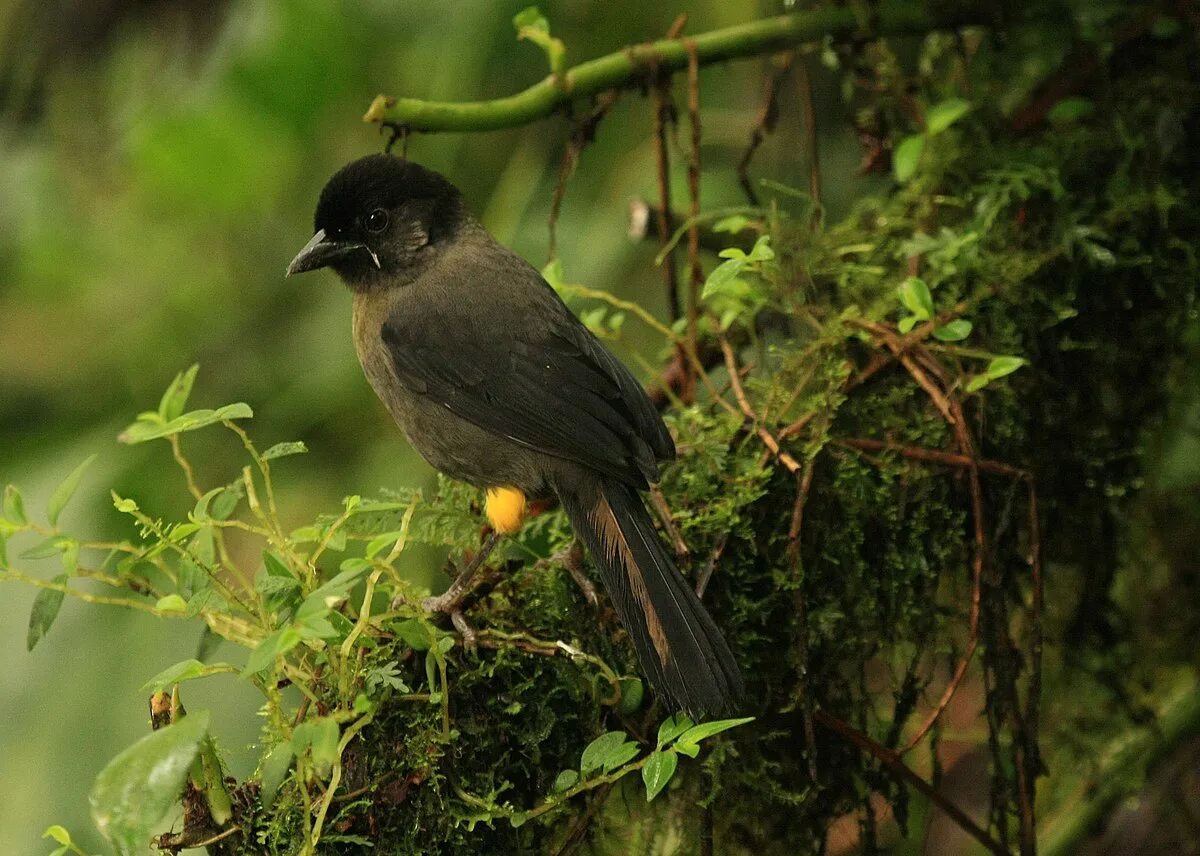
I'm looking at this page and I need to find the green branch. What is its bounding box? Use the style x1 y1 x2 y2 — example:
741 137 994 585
363 2 979 133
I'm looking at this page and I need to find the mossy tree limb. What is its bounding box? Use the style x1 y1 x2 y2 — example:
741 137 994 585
362 2 986 134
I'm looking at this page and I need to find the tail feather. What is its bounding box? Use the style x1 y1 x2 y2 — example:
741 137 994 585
557 476 744 716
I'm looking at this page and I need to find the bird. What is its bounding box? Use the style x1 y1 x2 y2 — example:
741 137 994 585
287 153 743 717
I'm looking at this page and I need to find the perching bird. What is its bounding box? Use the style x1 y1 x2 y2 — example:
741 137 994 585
287 153 742 716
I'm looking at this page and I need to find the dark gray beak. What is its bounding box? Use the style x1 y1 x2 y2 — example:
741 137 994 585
286 229 376 276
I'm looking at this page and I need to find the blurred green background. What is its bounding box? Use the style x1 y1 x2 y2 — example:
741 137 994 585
0 0 868 850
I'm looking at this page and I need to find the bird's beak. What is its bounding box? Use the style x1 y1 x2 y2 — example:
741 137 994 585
286 229 365 277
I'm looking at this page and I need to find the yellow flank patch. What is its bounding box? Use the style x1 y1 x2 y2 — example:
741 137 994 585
485 487 527 535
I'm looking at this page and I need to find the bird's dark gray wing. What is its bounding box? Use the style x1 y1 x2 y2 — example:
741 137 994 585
380 282 673 487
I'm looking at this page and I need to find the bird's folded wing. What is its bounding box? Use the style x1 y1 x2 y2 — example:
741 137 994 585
380 294 672 487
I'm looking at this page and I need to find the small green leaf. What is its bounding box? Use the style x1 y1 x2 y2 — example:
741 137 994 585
21 536 68 560
293 716 340 777
713 214 751 233
673 740 700 759
745 234 775 263
897 277 934 320
119 403 253 445
158 365 199 422
985 356 1026 380
262 441 308 461
112 494 138 514
551 769 579 793
190 488 222 522
256 573 301 614
262 550 293 578
155 594 188 613
210 479 245 520
580 731 636 774
893 134 925 182
259 742 294 809
395 619 434 652
925 98 971 136
141 659 235 693
47 454 97 527
512 6 548 32
89 711 209 855
3 484 27 525
966 374 991 393
657 713 695 749
513 6 566 75
509 811 528 828
933 319 973 342
898 315 920 334
642 750 678 801
366 529 409 559
42 825 72 846
27 575 67 651
701 258 747 299
675 716 755 750
243 627 301 675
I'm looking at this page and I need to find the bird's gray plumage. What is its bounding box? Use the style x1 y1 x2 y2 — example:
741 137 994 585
291 154 743 715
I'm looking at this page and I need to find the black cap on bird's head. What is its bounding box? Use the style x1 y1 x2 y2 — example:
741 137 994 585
286 154 464 288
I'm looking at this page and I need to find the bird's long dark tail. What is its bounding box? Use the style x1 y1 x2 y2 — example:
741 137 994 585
556 474 744 717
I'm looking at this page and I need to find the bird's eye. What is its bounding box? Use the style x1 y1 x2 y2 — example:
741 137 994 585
365 209 389 233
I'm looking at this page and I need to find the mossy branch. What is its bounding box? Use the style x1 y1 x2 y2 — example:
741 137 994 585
362 2 980 133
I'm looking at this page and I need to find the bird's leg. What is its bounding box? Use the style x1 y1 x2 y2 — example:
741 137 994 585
450 610 477 651
422 531 502 614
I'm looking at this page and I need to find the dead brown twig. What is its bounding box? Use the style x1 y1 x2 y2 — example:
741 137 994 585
813 710 1008 856
548 91 620 260
719 336 802 474
737 52 795 205
683 36 703 401
795 53 821 212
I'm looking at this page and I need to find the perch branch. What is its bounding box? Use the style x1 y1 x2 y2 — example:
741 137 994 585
363 4 979 133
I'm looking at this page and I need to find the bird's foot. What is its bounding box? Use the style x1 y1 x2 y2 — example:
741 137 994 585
450 609 477 653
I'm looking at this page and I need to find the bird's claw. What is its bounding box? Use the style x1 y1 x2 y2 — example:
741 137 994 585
450 610 477 653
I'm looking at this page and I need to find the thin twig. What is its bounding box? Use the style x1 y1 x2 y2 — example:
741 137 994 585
836 437 1028 479
652 69 680 323
548 92 619 259
649 484 689 558
684 36 703 400
795 53 821 211
813 711 1007 856
694 532 728 599
736 52 794 204
168 435 204 501
719 337 802 473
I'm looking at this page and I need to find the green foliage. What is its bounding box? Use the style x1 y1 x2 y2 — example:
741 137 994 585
4 3 1199 854
88 712 210 855
513 7 566 77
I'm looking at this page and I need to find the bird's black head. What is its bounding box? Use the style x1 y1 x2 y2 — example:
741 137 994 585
286 154 465 289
